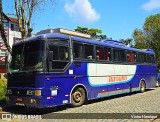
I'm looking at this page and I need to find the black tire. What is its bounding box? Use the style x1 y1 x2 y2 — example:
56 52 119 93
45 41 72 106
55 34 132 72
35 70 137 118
140 81 146 93
71 87 86 107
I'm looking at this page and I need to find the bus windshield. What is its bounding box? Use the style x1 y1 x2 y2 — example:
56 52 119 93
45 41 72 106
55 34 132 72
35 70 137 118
10 40 45 72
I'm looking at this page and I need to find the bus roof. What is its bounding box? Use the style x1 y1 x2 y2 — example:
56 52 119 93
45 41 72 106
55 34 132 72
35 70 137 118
14 32 69 45
14 32 155 55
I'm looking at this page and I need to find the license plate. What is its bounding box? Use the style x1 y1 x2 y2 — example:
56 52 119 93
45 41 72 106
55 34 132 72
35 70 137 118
16 103 25 106
16 98 22 102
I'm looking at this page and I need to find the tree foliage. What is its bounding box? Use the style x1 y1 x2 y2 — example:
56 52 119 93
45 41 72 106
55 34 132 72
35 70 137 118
119 38 133 47
0 78 7 100
75 26 107 40
14 0 56 39
132 13 160 66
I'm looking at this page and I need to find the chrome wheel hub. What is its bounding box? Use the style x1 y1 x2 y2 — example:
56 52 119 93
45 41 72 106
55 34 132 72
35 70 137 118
73 91 82 103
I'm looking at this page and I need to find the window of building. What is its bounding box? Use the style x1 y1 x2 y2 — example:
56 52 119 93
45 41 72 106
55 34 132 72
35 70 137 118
11 24 14 31
14 24 19 31
0 50 6 56
4 22 8 29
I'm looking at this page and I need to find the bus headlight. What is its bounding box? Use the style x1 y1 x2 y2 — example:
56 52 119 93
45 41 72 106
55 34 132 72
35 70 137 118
6 89 12 94
27 90 35 95
35 90 41 96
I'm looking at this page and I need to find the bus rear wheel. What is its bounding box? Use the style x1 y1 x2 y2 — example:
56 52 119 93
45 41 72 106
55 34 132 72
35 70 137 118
71 87 86 107
140 81 146 93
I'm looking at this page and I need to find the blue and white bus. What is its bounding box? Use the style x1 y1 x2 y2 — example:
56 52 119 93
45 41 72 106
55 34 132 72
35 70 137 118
6 28 157 108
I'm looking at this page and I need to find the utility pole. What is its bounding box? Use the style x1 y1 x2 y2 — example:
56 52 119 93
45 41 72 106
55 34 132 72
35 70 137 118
0 0 12 54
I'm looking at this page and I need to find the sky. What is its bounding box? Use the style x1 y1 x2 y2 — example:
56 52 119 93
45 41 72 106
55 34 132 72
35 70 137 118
3 0 160 40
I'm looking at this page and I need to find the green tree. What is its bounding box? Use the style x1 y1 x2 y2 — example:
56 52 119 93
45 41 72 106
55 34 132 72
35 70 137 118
120 38 133 47
132 28 147 49
0 78 6 101
75 26 107 40
132 13 160 66
75 26 88 34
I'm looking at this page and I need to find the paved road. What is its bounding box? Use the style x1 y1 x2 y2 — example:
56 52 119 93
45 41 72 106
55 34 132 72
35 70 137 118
1 87 160 122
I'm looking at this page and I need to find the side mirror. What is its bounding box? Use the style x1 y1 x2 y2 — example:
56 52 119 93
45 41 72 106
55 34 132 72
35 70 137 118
49 51 53 61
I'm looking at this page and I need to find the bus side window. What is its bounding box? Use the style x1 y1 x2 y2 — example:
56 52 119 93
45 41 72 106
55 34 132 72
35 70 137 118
73 42 83 59
147 54 155 64
59 46 69 60
113 49 125 62
138 53 146 63
151 55 155 63
133 52 137 62
49 45 59 60
144 54 147 63
138 53 141 63
127 51 134 62
84 44 94 60
121 50 126 62
113 49 120 61
105 47 111 61
96 46 104 60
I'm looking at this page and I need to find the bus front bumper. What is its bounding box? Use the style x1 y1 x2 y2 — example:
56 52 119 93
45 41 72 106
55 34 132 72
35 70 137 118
5 95 46 108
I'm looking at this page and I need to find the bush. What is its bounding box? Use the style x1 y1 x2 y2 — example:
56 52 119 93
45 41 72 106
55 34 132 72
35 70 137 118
0 78 7 101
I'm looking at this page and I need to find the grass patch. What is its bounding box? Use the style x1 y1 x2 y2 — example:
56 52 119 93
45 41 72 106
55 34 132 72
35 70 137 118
0 78 7 102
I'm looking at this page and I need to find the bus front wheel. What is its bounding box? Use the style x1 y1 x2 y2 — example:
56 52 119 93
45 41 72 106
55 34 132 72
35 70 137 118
140 81 146 93
71 87 86 107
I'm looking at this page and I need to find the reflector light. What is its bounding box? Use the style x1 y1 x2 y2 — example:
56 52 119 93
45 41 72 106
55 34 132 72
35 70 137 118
35 90 41 96
46 77 51 81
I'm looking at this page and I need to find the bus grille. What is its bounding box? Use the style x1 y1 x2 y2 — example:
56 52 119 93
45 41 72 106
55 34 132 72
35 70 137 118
7 73 36 87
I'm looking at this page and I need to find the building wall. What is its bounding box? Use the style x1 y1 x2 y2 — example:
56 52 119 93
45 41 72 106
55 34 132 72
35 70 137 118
0 18 21 73
8 22 21 46
0 20 9 73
